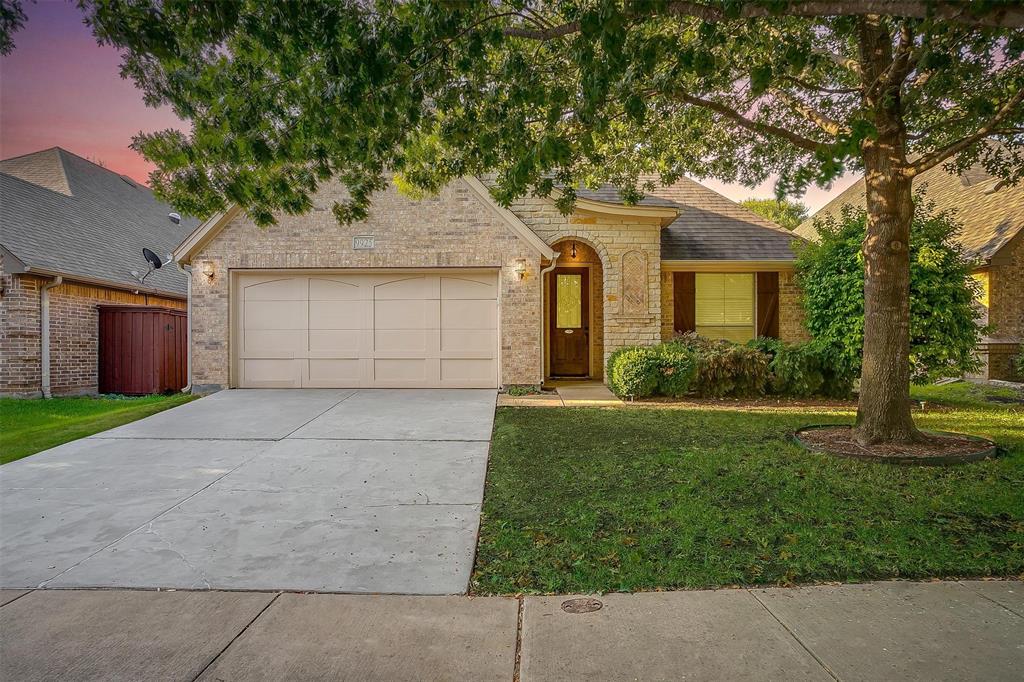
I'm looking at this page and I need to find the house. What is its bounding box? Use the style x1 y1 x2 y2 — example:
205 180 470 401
173 174 804 391
1 147 199 397
795 160 1024 382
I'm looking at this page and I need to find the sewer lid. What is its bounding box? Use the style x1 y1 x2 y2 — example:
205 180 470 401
561 597 603 614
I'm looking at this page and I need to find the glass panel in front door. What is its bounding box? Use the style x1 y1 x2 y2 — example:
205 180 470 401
556 274 582 328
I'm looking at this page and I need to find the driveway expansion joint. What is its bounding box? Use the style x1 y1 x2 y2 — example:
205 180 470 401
747 589 841 681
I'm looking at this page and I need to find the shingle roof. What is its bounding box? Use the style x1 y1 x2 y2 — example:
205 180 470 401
0 148 199 297
577 175 802 261
795 160 1024 262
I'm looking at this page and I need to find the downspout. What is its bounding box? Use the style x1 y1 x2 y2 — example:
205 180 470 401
179 263 193 393
40 275 63 399
538 254 560 387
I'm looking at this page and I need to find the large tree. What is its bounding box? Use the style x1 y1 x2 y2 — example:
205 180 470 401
79 0 1023 445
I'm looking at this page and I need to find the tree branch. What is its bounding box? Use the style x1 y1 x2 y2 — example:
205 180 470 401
665 1 1024 28
669 90 824 152
774 90 849 136
906 89 1024 177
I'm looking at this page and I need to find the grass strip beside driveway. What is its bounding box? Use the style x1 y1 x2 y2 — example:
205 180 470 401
473 384 1023 594
0 394 196 464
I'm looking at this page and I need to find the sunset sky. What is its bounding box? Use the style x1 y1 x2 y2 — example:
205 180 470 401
1 1 857 212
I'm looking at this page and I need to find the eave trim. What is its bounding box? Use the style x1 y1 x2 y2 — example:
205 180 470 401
549 188 679 226
661 259 796 272
172 205 243 265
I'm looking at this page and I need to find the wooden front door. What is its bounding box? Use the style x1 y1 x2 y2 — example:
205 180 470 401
549 268 590 377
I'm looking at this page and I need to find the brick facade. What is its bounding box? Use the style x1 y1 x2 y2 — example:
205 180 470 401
970 232 1023 381
1 254 184 397
185 178 824 389
188 179 542 390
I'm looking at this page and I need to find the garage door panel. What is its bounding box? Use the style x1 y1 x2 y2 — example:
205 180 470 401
309 277 361 300
374 299 439 330
373 274 438 299
307 358 361 385
441 329 496 354
309 300 365 329
441 359 496 383
441 275 497 299
373 328 431 354
244 300 307 330
235 270 497 388
240 358 303 388
243 329 305 356
374 358 428 383
242 277 308 301
441 300 497 329
308 329 361 354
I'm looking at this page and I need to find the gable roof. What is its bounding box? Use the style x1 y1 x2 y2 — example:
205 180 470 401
577 176 803 261
0 147 198 297
795 160 1024 262
173 177 557 264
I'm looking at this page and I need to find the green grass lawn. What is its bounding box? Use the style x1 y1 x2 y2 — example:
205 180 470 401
0 394 196 464
473 382 1024 595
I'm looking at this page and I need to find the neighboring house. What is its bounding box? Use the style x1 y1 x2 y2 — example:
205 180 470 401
1 148 199 397
795 160 1024 382
173 174 804 391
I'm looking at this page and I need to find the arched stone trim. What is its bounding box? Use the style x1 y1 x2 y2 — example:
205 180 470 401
621 250 648 316
544 231 611 269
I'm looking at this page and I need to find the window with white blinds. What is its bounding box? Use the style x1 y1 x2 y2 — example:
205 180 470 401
695 273 755 342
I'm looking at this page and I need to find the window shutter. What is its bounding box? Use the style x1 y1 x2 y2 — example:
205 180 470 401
756 272 780 338
673 272 696 334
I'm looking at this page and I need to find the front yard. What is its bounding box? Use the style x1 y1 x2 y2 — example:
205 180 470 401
473 383 1024 594
0 394 196 464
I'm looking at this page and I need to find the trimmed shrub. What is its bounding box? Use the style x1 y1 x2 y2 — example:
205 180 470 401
673 334 770 398
653 344 698 397
606 346 660 398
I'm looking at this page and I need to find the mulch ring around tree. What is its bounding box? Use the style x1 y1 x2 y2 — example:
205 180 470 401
794 425 998 466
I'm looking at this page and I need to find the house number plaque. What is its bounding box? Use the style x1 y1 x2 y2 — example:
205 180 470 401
353 235 375 250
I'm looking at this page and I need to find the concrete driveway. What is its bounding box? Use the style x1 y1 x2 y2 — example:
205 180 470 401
0 389 496 594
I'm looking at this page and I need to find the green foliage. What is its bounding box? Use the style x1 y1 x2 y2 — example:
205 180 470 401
1015 348 1024 381
748 337 854 398
505 384 540 396
652 343 699 398
795 200 985 384
739 198 809 231
606 346 661 399
672 333 770 398
77 1 1023 224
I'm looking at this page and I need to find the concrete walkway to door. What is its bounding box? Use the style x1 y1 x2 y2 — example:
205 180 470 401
0 389 496 594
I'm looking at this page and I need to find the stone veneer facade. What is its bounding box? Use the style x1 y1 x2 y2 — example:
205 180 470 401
185 177 819 390
0 254 184 397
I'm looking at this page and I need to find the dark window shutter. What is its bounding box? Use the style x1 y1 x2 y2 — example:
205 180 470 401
756 272 780 338
673 272 696 335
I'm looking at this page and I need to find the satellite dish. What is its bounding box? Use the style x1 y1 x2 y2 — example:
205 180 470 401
142 246 163 268
133 248 174 284
143 248 164 270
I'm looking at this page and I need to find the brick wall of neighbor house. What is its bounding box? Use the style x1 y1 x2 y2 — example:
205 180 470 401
188 179 543 390
508 196 662 372
658 268 809 343
973 234 1024 381
0 259 184 397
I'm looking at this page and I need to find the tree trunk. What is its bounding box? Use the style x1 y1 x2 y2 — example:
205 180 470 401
853 15 922 446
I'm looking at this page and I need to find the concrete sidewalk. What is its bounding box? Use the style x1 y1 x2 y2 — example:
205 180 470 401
2 580 1021 681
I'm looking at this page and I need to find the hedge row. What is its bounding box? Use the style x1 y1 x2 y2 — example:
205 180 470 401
606 333 855 399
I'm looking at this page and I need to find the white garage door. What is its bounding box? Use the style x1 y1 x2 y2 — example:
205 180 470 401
234 271 499 388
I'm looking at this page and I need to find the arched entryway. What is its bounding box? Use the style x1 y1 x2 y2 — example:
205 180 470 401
545 239 605 379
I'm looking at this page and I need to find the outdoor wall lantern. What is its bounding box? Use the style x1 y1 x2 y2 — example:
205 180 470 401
202 263 215 281
514 259 528 280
